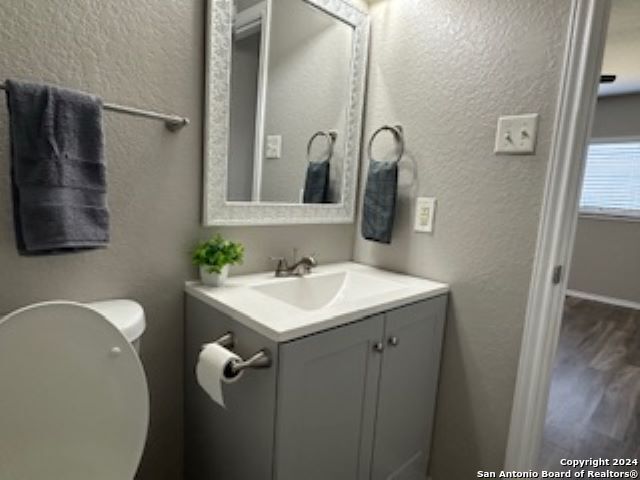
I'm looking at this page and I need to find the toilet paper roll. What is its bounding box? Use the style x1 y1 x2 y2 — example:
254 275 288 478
196 343 244 408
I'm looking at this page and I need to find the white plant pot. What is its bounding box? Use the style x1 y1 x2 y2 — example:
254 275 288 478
200 264 229 287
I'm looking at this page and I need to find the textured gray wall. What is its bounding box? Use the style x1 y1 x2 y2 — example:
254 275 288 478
591 94 640 138
0 1 203 477
569 217 640 302
208 224 355 274
567 94 640 302
0 1 354 478
353 1 571 478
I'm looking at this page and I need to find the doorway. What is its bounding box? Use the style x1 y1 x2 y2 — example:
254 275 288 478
504 0 612 471
507 0 640 472
539 6 640 466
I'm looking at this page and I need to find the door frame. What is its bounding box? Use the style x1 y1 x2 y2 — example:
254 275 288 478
504 0 611 469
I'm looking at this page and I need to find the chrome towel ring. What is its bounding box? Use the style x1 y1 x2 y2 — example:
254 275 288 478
307 130 337 163
367 125 404 163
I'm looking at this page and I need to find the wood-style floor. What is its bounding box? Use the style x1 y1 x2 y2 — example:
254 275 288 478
539 296 640 472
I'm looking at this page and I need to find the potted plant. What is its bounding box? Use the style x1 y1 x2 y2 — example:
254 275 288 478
192 235 244 287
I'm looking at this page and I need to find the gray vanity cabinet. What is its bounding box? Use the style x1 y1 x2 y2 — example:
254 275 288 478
185 293 447 480
273 297 447 480
274 314 385 480
371 298 447 480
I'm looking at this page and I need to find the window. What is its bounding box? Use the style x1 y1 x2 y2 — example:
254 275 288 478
580 140 640 218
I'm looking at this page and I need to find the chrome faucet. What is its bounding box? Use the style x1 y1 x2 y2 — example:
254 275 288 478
271 249 317 277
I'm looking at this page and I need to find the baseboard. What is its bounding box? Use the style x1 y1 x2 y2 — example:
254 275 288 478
566 289 640 311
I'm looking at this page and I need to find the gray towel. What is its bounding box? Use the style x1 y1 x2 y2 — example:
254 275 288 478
5 79 109 255
361 160 398 244
303 160 330 204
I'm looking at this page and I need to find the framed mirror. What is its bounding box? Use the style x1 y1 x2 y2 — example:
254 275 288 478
203 0 369 225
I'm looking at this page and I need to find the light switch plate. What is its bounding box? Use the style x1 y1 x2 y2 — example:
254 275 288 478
414 197 436 233
494 113 539 154
266 135 282 159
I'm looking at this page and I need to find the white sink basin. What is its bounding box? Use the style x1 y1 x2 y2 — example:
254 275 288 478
185 262 449 342
251 271 405 311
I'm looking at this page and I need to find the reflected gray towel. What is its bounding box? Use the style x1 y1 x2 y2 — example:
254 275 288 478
5 79 109 255
303 160 330 204
361 160 398 244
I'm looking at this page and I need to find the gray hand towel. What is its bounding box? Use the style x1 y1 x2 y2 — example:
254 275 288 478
5 79 109 255
303 160 330 204
361 160 398 244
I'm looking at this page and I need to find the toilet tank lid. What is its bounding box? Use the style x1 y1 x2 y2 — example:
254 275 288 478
85 299 146 343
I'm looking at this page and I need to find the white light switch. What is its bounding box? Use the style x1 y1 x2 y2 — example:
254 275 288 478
266 135 282 159
414 197 436 233
494 113 539 154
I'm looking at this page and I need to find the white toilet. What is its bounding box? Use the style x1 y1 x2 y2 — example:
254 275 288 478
0 299 149 480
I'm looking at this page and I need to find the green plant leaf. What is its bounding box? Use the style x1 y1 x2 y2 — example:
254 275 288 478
191 234 245 273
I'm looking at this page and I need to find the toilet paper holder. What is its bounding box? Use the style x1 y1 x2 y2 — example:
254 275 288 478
214 332 272 375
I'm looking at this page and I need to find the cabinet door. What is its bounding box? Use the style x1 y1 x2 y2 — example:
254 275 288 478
274 315 385 480
372 296 447 480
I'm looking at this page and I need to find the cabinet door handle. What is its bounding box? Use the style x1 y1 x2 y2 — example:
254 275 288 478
373 341 385 353
388 336 399 347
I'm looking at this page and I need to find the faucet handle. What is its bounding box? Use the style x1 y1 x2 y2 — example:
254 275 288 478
269 256 287 266
270 256 289 277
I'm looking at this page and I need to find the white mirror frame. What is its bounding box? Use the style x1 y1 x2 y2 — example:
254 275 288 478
203 0 369 226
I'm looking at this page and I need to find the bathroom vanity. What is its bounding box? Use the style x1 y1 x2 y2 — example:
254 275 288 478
185 263 449 480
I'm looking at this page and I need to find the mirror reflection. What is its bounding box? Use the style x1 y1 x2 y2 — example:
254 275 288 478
227 0 354 204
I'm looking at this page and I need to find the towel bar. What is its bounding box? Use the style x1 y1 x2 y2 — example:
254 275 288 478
0 82 189 131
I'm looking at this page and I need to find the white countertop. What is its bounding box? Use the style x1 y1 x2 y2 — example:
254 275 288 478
185 262 449 342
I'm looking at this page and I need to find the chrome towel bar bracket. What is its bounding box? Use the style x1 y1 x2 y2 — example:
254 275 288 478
229 350 272 375
214 332 272 375
215 332 235 349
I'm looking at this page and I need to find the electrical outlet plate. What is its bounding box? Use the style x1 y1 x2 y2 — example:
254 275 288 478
494 113 539 155
266 135 282 159
414 197 436 233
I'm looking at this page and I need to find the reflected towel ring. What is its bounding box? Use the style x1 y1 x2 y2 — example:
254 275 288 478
367 125 404 163
307 130 337 163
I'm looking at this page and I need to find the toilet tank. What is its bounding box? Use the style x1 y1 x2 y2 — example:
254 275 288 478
85 299 146 353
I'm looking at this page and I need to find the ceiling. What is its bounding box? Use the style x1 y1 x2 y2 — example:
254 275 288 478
599 0 640 96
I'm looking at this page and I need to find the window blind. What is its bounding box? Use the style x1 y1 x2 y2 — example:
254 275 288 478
580 141 640 216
